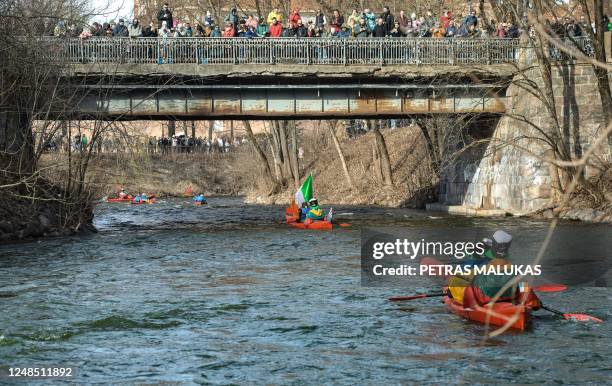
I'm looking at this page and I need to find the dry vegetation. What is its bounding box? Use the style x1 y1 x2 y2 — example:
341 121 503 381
40 150 242 198
238 124 437 207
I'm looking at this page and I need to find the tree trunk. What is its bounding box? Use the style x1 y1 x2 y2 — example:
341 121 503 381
479 0 488 30
254 0 263 21
208 120 213 140
278 121 293 182
419 123 440 172
591 0 612 124
289 121 300 189
191 121 196 138
0 111 33 177
328 121 354 189
268 122 283 181
269 121 284 183
243 120 276 189
371 122 393 186
532 0 575 197
372 142 383 182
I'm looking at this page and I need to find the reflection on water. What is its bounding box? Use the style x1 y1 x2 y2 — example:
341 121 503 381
0 197 610 383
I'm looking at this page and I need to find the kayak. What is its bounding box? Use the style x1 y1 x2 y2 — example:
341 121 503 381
131 198 155 205
285 205 332 230
107 196 132 203
443 295 531 331
287 218 333 230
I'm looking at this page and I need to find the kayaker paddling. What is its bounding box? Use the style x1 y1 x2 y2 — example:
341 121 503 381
285 176 333 230
447 230 541 310
193 193 207 205
304 198 326 225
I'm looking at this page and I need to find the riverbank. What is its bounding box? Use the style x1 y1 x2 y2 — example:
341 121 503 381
0 180 94 243
40 151 242 198
36 125 610 224
242 126 437 208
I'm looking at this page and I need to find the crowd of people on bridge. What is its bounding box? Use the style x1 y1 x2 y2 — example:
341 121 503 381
52 2 612 41
150 135 247 154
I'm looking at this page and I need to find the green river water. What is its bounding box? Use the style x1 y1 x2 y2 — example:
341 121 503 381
0 197 610 384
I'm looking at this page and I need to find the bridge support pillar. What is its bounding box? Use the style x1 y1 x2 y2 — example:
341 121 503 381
0 111 34 178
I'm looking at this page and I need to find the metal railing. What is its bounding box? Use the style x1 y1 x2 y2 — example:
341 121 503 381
41 37 523 65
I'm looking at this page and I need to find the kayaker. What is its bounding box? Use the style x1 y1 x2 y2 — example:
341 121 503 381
299 202 310 222
118 188 129 199
132 194 142 203
193 193 207 204
448 230 541 310
304 198 326 224
458 237 493 267
140 193 149 202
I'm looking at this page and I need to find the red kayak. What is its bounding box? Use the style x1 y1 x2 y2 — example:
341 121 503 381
107 196 132 203
443 295 531 331
285 206 332 230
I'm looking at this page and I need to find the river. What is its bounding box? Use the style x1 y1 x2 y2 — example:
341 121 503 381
0 197 610 384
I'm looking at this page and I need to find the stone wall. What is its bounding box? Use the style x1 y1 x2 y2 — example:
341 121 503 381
440 62 611 213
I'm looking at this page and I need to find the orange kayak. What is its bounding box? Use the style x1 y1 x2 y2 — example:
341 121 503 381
285 207 332 230
287 217 333 230
443 296 531 331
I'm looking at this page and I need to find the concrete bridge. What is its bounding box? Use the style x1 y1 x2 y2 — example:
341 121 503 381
50 37 522 120
3 37 607 216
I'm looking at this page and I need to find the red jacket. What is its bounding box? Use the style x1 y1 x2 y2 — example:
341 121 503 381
269 23 283 37
289 11 301 28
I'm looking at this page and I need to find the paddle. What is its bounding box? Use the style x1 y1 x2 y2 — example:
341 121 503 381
388 292 446 302
532 284 567 292
540 305 603 323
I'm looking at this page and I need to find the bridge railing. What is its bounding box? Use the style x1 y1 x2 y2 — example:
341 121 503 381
40 37 523 65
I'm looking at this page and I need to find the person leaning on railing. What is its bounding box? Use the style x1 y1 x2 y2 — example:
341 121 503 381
257 19 269 37
112 19 128 37
269 18 282 37
128 19 142 38
353 18 371 38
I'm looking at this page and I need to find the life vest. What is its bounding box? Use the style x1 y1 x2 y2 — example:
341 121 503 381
449 258 516 306
306 206 325 220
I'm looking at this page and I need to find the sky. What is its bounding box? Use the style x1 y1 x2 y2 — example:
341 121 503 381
90 0 134 22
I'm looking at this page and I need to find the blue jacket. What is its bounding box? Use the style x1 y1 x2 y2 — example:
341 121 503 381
299 207 309 221
193 195 207 203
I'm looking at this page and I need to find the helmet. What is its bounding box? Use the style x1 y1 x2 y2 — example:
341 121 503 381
308 198 318 207
491 230 512 258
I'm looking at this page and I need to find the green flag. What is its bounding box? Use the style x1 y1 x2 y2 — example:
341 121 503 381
295 174 313 207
